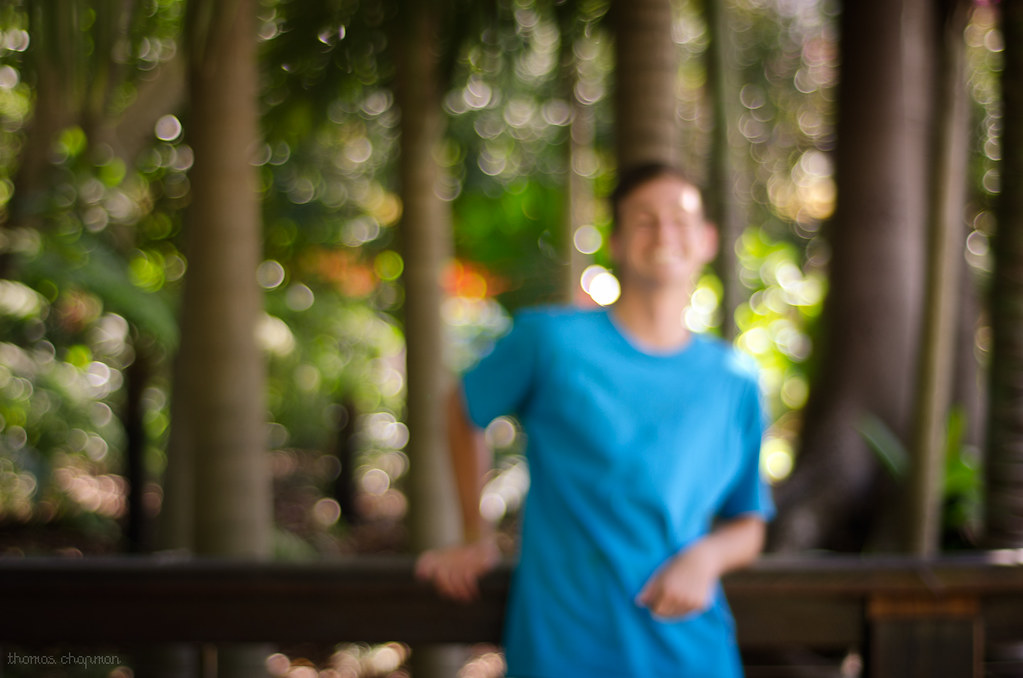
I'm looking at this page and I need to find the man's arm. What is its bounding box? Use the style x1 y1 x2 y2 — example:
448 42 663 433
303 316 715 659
413 384 500 602
447 385 491 542
636 514 766 619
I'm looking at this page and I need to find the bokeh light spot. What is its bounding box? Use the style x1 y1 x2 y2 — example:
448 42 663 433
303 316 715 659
580 265 620 306
573 225 602 255
257 260 286 289
154 115 183 142
762 437 794 483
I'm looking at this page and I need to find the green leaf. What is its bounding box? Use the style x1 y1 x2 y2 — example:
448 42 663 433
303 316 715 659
857 413 908 478
22 235 179 348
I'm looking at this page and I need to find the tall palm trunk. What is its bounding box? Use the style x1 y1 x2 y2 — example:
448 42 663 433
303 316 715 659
705 0 746 340
771 0 934 552
560 30 598 305
395 2 462 676
397 0 459 566
613 0 679 169
162 0 271 674
906 0 970 556
182 0 268 562
986 0 1023 549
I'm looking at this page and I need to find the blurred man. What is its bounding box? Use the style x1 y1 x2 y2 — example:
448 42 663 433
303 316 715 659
416 163 774 678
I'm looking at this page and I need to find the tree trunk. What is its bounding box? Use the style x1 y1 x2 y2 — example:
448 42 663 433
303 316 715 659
396 0 459 564
182 0 269 562
333 400 361 527
163 0 271 674
139 335 201 676
985 0 1023 549
394 3 463 676
613 0 679 169
101 53 188 165
770 0 934 552
705 0 746 340
905 0 970 556
123 340 151 553
561 31 598 306
158 348 196 554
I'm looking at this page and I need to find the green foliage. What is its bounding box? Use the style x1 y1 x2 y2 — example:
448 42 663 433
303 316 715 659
0 0 1004 560
942 407 982 547
262 0 396 137
24 231 178 346
734 230 822 420
857 408 982 548
0 1 186 548
455 180 567 310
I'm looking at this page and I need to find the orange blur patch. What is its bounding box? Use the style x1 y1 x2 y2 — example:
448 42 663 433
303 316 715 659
305 248 378 298
444 260 507 300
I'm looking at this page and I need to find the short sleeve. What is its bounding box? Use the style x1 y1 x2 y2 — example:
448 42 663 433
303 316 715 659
461 310 544 428
718 376 776 521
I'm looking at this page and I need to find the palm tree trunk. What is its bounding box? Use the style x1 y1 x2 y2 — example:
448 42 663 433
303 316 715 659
561 31 598 305
705 0 746 340
183 0 269 562
986 0 1023 549
394 3 464 676
172 0 271 674
396 0 459 562
123 340 151 553
771 0 934 552
906 0 970 556
613 0 679 169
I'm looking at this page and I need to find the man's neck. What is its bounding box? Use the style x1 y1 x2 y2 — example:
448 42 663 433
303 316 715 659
611 285 692 352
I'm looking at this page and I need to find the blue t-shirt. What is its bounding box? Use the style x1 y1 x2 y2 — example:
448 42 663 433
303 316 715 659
462 306 774 678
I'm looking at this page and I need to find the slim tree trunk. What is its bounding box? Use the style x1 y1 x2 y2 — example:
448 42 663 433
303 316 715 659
397 0 459 563
140 339 200 677
613 0 679 169
158 348 196 552
170 1 271 674
395 3 463 676
771 0 934 552
124 340 151 553
183 0 268 563
561 32 598 306
334 400 360 527
705 0 746 340
986 0 1023 549
906 0 970 556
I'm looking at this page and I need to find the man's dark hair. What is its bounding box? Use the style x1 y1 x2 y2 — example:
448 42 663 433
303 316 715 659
609 162 701 231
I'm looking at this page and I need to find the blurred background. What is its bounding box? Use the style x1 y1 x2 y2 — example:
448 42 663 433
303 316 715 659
0 0 1015 675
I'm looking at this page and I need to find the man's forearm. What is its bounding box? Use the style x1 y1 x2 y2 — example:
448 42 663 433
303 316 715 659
446 385 492 542
693 514 766 576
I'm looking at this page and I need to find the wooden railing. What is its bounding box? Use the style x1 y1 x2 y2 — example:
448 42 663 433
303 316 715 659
1 552 1022 677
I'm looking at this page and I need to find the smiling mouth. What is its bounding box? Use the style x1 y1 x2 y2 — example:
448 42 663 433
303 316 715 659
652 248 682 265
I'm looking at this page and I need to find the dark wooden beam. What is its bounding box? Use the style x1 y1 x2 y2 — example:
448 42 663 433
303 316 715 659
0 552 1020 654
0 557 508 645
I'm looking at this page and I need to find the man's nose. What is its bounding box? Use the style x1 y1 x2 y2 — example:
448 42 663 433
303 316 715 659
652 218 680 245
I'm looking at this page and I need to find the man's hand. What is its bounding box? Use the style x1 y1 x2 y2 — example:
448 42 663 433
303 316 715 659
415 537 501 603
636 515 766 620
635 540 720 620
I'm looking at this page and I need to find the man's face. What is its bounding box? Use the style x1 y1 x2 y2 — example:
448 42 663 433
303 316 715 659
610 175 717 293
